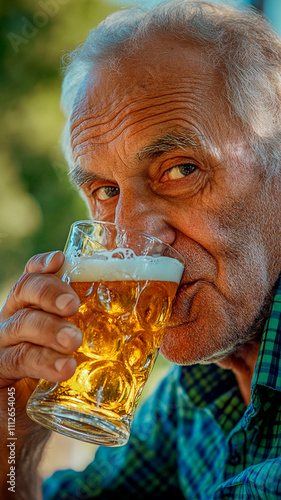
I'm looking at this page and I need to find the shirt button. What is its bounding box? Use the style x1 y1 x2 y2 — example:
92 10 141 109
228 450 241 466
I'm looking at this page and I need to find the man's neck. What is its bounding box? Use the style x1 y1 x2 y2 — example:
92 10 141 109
218 278 280 406
217 340 261 406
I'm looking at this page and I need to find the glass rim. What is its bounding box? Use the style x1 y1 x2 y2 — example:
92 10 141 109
70 219 185 264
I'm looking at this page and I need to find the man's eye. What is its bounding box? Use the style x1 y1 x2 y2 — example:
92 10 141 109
95 186 120 201
165 163 197 180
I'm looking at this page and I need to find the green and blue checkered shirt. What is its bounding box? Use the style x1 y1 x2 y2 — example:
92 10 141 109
43 278 281 499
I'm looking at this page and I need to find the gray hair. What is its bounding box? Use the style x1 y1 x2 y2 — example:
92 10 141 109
61 0 281 175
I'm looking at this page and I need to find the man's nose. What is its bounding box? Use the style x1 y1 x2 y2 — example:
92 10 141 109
114 191 176 246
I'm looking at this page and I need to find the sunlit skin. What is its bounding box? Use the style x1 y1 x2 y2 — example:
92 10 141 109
69 34 281 404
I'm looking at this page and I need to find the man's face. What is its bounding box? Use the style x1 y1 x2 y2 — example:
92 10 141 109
70 36 281 365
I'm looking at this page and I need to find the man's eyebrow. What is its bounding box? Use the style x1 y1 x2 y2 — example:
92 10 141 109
137 131 201 161
69 131 202 187
69 166 104 188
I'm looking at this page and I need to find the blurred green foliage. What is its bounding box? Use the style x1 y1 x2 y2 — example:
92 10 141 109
0 0 118 303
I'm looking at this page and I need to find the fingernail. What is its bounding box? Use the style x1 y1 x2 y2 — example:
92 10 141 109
57 327 83 348
45 251 58 268
56 293 77 311
54 357 74 372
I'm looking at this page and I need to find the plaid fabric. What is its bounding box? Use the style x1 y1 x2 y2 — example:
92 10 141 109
43 279 281 499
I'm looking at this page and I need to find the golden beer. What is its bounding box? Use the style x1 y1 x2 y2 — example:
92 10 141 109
26 221 184 446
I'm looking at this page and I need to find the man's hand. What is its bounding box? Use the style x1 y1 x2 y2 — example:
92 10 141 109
0 249 82 440
0 251 83 499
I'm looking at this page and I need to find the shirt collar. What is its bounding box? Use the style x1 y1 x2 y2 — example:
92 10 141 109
252 276 281 393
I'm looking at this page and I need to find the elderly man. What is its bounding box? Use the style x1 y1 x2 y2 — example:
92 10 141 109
1 1 281 498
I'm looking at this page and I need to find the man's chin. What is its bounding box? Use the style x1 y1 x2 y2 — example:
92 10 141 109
160 321 242 366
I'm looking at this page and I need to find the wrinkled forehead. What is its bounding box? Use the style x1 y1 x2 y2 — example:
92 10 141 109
70 34 223 128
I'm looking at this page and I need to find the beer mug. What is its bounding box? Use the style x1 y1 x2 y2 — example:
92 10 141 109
26 221 184 446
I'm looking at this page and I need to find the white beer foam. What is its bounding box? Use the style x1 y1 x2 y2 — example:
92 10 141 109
59 249 184 284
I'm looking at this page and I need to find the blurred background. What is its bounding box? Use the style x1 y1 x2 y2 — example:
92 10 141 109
0 0 280 481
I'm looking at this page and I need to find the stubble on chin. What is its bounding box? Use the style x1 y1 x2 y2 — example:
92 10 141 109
161 275 279 366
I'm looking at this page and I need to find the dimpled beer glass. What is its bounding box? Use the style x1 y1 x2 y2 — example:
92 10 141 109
26 221 184 446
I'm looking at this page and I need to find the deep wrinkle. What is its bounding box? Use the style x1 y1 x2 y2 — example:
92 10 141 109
70 129 206 188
